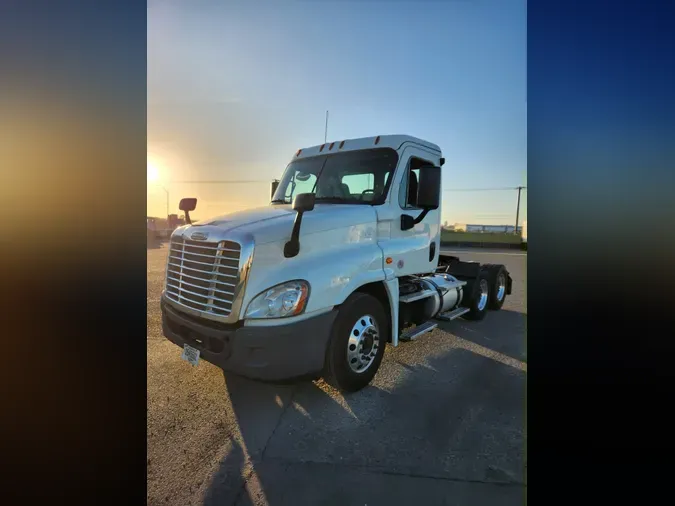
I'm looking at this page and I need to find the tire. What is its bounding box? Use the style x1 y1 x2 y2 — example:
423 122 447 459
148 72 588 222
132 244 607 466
461 270 490 321
322 292 389 393
485 264 508 310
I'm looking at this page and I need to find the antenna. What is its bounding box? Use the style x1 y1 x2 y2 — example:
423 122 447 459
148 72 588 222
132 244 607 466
324 110 329 143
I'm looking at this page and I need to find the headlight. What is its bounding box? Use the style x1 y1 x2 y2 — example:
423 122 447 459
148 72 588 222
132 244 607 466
245 280 310 319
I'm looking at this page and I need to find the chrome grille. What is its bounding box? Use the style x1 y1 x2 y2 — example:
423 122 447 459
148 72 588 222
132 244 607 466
164 237 242 317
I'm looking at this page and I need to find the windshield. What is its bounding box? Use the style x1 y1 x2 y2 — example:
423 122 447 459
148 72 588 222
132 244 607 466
271 148 399 205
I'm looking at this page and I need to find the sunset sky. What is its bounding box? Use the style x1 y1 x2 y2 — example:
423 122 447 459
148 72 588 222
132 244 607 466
147 0 527 225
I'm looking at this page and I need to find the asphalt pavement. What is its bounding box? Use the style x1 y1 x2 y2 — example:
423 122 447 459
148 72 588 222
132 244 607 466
147 244 527 506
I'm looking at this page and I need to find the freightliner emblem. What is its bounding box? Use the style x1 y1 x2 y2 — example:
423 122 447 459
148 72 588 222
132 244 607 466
190 232 209 241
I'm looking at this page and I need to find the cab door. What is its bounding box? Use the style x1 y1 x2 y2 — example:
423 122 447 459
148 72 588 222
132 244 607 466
385 145 442 276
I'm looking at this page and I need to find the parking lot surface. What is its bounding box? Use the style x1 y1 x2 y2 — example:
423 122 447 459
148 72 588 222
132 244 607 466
147 244 527 505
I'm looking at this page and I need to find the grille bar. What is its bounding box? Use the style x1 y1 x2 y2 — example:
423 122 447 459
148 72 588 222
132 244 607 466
170 241 239 253
167 261 238 278
166 277 235 297
164 292 232 314
167 269 236 288
169 249 237 260
168 255 220 268
168 254 239 269
165 284 234 305
166 237 241 318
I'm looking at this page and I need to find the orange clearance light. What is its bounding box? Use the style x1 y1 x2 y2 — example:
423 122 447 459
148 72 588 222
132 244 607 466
374 136 380 145
319 144 325 152
386 257 393 264
339 140 345 149
329 142 335 150
296 149 302 156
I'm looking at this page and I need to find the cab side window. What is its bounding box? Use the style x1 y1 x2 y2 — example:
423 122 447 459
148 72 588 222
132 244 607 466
398 158 430 209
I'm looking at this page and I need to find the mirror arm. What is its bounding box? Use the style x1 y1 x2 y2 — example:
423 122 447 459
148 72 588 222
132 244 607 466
401 208 432 231
413 208 430 225
184 210 192 225
283 211 305 258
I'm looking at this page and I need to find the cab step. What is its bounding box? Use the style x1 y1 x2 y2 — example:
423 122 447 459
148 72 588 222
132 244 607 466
399 288 436 304
435 307 470 321
400 321 438 341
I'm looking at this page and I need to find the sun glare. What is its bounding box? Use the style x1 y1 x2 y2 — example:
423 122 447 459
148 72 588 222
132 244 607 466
147 160 159 182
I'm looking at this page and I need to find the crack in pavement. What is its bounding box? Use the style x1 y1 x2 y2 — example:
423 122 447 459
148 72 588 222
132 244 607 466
229 466 255 506
260 386 298 462
229 385 299 506
256 457 526 488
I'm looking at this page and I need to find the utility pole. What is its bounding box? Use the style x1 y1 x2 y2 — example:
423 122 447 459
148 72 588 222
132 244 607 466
515 186 523 233
153 185 170 219
324 110 329 143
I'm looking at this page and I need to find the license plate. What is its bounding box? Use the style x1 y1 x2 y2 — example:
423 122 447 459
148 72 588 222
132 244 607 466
181 344 200 366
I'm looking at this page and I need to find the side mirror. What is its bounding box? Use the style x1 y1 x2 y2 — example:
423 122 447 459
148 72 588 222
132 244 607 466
179 198 197 212
179 198 197 225
400 166 441 231
284 193 316 258
292 192 315 212
270 179 280 200
417 166 441 210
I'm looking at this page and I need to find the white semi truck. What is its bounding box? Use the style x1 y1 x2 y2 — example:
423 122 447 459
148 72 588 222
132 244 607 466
161 135 512 392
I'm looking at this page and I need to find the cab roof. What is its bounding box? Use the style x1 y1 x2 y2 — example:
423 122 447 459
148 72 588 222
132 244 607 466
293 134 441 160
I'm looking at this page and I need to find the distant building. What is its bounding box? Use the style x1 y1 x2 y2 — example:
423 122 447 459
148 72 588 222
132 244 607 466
453 223 517 233
168 214 185 229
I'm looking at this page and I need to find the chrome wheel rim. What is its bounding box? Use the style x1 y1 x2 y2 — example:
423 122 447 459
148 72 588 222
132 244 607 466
496 273 506 301
477 279 489 311
347 314 380 373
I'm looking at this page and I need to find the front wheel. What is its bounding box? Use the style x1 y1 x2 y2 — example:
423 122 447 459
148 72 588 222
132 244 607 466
322 292 388 393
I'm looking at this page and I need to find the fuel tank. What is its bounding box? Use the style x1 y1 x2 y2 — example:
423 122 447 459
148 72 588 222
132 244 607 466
419 273 465 318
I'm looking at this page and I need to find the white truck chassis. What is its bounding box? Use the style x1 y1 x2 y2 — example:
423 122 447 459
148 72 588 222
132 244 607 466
160 134 512 392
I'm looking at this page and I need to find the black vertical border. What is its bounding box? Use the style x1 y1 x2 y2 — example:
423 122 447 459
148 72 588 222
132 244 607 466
1 1 147 503
528 0 675 502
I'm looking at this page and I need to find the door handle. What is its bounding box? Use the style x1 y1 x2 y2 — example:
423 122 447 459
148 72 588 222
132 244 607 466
429 241 436 262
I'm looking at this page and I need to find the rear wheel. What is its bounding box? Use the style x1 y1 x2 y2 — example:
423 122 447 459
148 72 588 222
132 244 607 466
485 264 508 310
462 271 490 321
322 292 388 392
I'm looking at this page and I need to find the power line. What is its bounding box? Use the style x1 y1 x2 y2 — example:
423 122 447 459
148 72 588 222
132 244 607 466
444 187 527 192
168 180 268 184
166 181 527 193
169 181 527 189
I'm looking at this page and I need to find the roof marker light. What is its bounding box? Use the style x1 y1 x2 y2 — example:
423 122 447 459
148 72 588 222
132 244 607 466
329 142 335 150
339 140 345 149
319 144 325 152
296 149 302 156
374 136 380 145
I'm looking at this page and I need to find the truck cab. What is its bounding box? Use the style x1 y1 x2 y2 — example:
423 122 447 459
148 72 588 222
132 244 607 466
161 134 512 392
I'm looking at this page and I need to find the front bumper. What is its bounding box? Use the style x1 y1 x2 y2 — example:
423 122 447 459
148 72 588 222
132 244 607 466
161 298 337 381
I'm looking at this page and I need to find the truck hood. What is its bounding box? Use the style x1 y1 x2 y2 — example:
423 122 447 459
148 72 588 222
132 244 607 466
182 204 377 245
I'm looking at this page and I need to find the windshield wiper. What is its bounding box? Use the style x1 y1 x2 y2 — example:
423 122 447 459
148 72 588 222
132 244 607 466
270 199 288 204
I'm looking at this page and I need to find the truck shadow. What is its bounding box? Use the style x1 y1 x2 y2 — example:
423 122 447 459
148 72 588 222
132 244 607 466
435 309 527 364
203 311 526 506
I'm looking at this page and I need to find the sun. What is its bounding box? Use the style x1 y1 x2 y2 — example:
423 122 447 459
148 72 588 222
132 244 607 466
147 159 159 182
